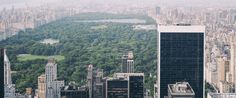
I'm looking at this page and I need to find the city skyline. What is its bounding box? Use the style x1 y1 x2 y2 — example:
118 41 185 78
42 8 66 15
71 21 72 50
1 0 236 98
157 25 205 98
1 0 236 9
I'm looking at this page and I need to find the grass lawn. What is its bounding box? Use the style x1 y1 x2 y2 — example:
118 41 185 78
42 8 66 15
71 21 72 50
17 54 65 61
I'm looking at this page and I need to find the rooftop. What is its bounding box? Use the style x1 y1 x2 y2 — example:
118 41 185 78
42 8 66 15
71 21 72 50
158 25 205 33
168 82 195 96
208 93 236 98
113 73 144 79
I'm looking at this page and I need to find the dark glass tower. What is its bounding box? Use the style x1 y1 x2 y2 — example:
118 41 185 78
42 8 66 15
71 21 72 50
129 76 144 98
158 26 205 98
60 86 89 98
107 79 128 98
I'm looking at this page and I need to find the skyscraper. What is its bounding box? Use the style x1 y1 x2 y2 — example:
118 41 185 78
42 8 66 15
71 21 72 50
109 73 144 98
46 58 57 98
60 85 89 98
87 64 93 98
94 69 104 98
4 49 15 98
53 80 65 98
38 74 46 98
106 78 128 98
4 49 12 85
157 25 205 98
122 55 128 72
121 51 134 73
129 75 144 98
0 49 3 98
230 36 236 91
45 57 64 98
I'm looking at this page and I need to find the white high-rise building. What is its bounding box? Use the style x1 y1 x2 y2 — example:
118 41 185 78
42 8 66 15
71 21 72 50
4 49 15 98
4 49 12 85
45 58 64 98
46 58 57 98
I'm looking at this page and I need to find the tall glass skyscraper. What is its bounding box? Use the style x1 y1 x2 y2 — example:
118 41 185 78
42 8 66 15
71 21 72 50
157 25 205 98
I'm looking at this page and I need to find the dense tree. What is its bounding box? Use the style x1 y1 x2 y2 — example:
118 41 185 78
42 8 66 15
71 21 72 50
1 13 157 94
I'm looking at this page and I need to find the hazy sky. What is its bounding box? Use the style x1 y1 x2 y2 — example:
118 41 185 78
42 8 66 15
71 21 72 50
0 0 236 8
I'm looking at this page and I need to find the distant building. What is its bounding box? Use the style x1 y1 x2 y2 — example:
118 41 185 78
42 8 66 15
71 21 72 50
218 81 235 93
121 51 134 73
230 37 236 91
106 78 128 98
4 84 15 98
156 6 161 15
86 64 106 98
166 82 195 98
153 84 158 98
46 58 57 98
4 49 15 98
4 49 12 85
53 80 64 98
38 74 46 98
15 93 28 98
157 25 205 98
0 49 3 98
93 69 105 98
207 93 236 98
107 73 144 98
61 85 89 98
87 64 93 98
129 75 144 98
25 87 34 98
45 58 64 98
26 88 33 95
122 55 128 72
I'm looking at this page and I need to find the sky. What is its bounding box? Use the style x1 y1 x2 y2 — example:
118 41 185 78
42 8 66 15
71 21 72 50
0 0 236 8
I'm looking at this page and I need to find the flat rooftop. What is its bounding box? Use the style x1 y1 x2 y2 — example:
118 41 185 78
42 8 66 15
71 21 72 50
113 73 144 79
168 82 195 96
158 25 205 33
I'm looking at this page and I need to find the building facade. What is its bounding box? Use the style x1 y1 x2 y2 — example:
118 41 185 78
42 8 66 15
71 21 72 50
121 51 134 73
93 69 104 98
87 64 93 98
207 93 236 98
53 80 64 98
106 79 128 98
4 49 15 98
129 75 144 98
0 49 3 98
230 37 236 90
4 49 12 85
45 58 64 98
108 73 144 98
122 54 128 73
86 64 106 98
38 74 46 98
61 85 89 98
157 25 205 98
